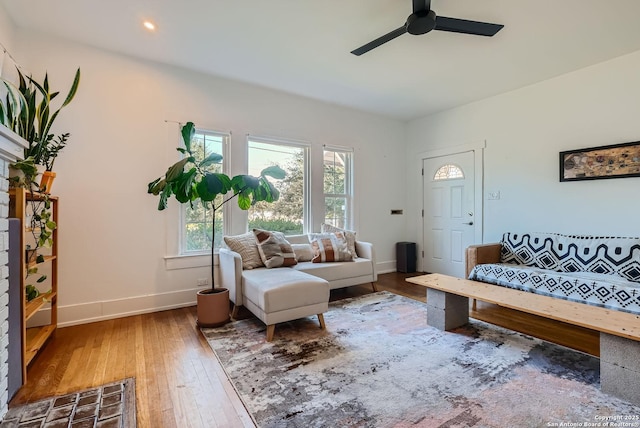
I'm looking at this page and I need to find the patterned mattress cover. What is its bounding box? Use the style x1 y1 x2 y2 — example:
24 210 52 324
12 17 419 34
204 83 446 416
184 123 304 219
469 263 640 315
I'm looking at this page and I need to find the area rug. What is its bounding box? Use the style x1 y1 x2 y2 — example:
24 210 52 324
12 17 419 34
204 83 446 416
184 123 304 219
2 378 136 427
201 292 640 428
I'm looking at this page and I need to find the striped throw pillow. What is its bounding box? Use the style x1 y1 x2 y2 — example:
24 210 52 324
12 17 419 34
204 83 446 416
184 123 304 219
309 232 354 263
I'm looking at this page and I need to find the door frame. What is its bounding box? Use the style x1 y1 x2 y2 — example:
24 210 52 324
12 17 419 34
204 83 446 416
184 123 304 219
417 140 485 273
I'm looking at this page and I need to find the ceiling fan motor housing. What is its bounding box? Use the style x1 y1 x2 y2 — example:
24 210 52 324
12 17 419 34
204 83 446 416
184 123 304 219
407 10 436 35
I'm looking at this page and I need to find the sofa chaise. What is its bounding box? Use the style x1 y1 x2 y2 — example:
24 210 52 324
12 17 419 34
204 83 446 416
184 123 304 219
219 230 377 340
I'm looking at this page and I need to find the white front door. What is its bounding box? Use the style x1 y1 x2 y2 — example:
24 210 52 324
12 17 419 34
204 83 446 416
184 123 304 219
423 151 476 278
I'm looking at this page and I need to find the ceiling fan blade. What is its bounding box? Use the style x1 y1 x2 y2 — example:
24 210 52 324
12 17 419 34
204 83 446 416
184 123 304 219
351 26 408 56
434 16 503 36
412 0 431 13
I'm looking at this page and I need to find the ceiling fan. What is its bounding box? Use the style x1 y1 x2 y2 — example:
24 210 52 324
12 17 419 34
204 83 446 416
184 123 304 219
351 0 504 56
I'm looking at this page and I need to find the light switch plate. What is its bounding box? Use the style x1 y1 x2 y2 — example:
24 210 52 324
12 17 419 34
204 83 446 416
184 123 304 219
488 191 501 200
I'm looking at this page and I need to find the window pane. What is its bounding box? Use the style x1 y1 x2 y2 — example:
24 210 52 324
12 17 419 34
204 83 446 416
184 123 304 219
248 140 305 234
434 164 464 181
324 196 347 228
323 148 352 229
324 151 346 194
183 131 225 253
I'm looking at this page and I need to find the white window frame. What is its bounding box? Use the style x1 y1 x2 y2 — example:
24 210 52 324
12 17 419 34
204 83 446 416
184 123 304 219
247 135 311 234
322 145 354 230
179 128 230 255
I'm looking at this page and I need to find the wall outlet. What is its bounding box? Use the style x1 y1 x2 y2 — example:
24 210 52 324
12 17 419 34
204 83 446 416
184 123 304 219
487 191 501 200
196 278 208 286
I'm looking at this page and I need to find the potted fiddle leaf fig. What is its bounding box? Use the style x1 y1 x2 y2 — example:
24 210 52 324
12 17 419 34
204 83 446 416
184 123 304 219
148 121 285 327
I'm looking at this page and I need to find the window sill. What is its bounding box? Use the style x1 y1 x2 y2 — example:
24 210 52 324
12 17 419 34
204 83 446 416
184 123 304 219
164 252 217 270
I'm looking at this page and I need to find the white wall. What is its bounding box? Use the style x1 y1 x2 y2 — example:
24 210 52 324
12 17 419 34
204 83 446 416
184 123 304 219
11 30 406 326
406 49 640 260
0 5 14 77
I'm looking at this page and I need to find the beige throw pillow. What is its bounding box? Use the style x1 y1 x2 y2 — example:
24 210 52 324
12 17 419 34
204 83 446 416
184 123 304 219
321 223 357 259
291 243 314 262
253 229 298 268
223 232 264 270
309 232 354 263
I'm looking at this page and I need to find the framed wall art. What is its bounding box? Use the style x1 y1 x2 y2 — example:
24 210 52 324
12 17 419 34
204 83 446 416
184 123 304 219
559 141 640 182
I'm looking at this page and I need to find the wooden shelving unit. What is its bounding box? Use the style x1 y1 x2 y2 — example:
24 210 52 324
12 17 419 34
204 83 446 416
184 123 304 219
9 188 58 383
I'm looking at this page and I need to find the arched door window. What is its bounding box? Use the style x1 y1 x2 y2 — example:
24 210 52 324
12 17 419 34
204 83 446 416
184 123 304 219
433 164 464 181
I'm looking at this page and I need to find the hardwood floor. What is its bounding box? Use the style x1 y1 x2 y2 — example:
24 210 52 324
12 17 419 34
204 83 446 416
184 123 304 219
10 272 599 427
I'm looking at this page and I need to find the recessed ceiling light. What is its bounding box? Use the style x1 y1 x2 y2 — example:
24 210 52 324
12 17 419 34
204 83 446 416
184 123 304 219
143 20 156 31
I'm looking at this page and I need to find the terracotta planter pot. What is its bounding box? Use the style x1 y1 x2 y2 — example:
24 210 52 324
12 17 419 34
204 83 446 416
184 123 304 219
196 288 230 328
40 171 56 192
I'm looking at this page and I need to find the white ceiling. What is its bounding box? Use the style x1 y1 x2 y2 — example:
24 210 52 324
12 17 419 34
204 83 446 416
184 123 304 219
4 0 640 121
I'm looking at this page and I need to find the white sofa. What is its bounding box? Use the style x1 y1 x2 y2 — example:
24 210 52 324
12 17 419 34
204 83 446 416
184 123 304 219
219 233 377 339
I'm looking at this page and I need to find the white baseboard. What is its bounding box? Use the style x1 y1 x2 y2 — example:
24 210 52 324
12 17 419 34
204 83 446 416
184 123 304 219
377 260 396 274
29 288 202 328
30 261 401 328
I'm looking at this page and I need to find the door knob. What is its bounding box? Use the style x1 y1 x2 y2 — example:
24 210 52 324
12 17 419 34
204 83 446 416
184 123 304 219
465 221 474 225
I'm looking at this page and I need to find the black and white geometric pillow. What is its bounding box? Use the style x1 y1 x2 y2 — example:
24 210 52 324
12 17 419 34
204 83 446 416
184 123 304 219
500 232 640 283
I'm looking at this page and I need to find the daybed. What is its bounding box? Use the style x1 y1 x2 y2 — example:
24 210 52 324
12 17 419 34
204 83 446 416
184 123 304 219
219 229 377 340
466 232 640 315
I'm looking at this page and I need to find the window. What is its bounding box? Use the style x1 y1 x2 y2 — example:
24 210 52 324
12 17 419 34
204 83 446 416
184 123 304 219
323 147 353 229
181 129 229 253
247 137 309 234
433 164 464 181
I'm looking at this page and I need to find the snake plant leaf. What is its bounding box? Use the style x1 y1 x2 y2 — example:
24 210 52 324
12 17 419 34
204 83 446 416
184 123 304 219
199 152 223 168
61 68 81 108
181 121 195 153
260 165 286 180
165 158 190 182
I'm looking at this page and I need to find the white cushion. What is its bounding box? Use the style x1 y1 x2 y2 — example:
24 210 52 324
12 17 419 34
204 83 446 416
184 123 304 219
283 234 311 245
293 258 372 282
242 268 328 313
291 243 314 262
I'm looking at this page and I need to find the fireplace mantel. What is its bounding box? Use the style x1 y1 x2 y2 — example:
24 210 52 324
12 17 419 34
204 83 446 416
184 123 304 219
0 125 27 163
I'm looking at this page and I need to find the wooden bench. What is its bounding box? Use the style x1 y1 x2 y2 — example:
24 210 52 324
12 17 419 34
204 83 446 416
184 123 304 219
406 273 640 406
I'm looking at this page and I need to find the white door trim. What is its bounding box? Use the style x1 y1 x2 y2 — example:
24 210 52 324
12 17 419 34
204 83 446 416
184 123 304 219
417 140 485 272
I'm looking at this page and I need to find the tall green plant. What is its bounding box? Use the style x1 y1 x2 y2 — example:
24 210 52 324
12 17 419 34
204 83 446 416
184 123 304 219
0 67 80 168
147 122 285 292
0 78 28 133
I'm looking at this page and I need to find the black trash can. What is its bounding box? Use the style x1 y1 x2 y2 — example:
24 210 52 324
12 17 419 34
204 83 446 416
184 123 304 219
396 242 416 273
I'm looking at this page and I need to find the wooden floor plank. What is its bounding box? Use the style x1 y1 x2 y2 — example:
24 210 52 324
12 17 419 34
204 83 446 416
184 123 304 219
11 272 600 425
